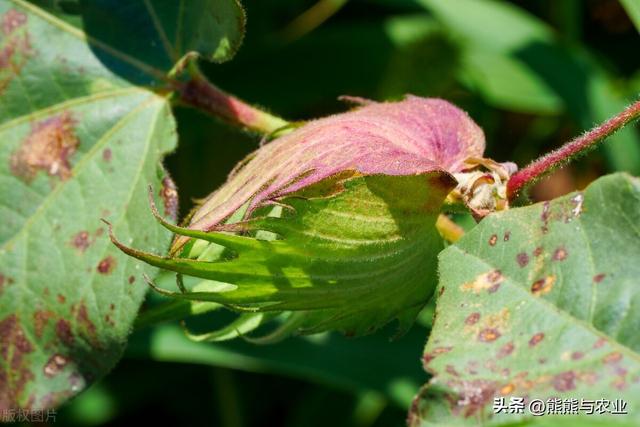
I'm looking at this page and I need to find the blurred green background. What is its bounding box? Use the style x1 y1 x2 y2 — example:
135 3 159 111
52 0 640 426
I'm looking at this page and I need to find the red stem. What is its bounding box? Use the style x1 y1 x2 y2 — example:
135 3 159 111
176 74 288 134
507 99 640 199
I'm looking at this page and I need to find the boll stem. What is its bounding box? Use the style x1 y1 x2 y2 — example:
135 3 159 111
507 99 640 200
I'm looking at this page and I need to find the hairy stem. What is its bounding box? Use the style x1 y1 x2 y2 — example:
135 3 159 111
176 65 289 134
507 99 640 199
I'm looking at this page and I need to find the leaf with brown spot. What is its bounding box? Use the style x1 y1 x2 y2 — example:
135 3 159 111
412 174 640 426
0 0 207 411
9 112 79 182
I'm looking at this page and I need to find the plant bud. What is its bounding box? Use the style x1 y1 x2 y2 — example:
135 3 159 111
174 95 486 253
110 95 508 340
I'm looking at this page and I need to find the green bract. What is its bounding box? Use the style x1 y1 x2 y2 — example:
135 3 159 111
112 172 454 339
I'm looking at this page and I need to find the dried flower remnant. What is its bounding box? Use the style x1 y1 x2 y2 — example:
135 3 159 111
450 158 517 218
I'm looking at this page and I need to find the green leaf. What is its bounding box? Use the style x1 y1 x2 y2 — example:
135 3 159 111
0 2 177 409
31 0 246 73
78 0 245 69
620 0 640 33
112 172 455 338
411 173 640 426
417 0 561 114
459 50 563 115
418 0 640 173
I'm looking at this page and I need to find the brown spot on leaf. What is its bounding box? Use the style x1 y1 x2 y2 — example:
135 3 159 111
503 231 510 241
446 365 460 377
611 377 627 390
478 328 500 343
533 246 543 257
43 354 68 378
76 303 98 346
571 351 584 360
438 286 445 297
553 371 576 392
593 273 606 283
614 366 628 376
2 9 27 34
481 308 510 334
57 294 66 304
0 9 31 96
603 352 623 364
447 379 497 417
553 247 568 261
516 252 529 267
497 342 514 358
55 319 74 346
487 283 500 293
487 270 501 282
71 231 91 252
0 314 34 410
529 332 544 347
102 148 112 162
160 176 179 220
0 315 33 364
10 112 80 182
97 256 115 274
541 201 550 222
465 312 480 325
33 310 54 338
593 338 607 348
128 275 135 284
461 270 503 294
531 275 555 296
423 346 452 366
488 234 497 246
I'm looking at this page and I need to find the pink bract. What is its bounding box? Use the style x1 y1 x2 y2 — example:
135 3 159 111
176 95 485 251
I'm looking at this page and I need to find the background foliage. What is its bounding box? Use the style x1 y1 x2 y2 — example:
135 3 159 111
3 0 640 425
